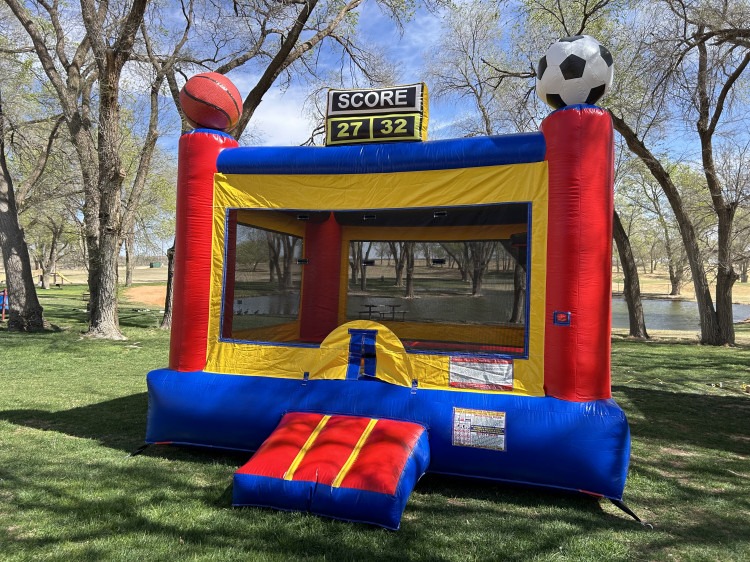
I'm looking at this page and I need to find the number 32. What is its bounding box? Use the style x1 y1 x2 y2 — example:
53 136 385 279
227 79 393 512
380 119 407 134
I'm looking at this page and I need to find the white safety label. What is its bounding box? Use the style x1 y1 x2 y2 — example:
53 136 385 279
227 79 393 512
449 357 513 391
452 407 506 451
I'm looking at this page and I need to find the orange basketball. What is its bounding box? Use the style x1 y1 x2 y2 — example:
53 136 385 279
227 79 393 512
179 72 242 131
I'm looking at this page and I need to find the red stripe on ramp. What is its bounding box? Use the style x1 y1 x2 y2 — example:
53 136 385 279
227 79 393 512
236 412 324 478
338 419 425 495
291 415 373 486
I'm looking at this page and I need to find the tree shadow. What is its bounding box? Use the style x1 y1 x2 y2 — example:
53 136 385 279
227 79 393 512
5 388 750 559
0 393 148 453
0 392 253 467
613 385 750 455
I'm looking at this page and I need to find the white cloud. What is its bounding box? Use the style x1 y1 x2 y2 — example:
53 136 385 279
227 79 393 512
248 88 315 146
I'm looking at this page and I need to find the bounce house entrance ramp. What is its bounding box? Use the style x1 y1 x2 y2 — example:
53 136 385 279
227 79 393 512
232 412 430 529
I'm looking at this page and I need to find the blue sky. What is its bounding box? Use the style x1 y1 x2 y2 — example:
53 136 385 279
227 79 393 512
235 2 455 146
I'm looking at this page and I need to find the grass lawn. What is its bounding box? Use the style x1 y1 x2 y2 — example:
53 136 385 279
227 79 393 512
1 286 749 561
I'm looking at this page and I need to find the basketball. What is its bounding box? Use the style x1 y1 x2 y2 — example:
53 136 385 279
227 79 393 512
179 72 242 131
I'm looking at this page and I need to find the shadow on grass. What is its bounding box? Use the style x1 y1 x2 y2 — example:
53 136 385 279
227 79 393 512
3 385 750 560
614 385 750 456
0 393 251 467
0 393 149 453
3 394 750 560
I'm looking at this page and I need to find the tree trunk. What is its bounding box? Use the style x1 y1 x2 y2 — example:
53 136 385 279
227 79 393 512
41 251 52 290
0 98 46 331
509 261 525 323
359 242 372 292
0 168 45 331
160 244 175 330
349 242 360 285
404 242 415 298
468 241 494 296
613 210 648 339
439 243 469 282
422 243 432 268
267 233 280 285
471 266 484 296
715 205 738 344
41 229 61 291
668 262 681 296
0 218 46 331
281 236 297 291
691 38 743 345
124 230 135 287
390 242 405 287
87 131 125 340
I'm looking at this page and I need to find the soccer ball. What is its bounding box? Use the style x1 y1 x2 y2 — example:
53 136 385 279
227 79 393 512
535 35 614 110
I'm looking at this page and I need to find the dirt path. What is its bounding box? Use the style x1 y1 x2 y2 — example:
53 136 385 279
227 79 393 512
123 284 166 308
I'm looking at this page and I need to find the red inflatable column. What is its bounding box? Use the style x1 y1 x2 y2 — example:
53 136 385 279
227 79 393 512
170 129 238 371
541 106 614 401
299 214 342 343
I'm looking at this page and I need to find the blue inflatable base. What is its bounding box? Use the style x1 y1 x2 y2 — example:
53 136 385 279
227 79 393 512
146 369 630 500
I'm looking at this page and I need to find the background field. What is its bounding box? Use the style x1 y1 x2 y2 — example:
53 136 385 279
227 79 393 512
0 286 749 560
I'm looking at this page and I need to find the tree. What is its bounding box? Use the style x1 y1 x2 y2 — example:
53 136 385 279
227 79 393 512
619 158 694 295
440 242 470 283
613 210 648 338
29 216 71 289
608 0 750 344
121 147 177 286
6 0 151 339
0 91 49 331
467 241 496 296
14 118 84 291
388 241 408 287
266 232 299 291
428 0 549 137
236 234 267 273
159 245 175 330
359 242 373 291
716 140 750 285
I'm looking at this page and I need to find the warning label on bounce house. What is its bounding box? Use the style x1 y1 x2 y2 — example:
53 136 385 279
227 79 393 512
452 407 506 451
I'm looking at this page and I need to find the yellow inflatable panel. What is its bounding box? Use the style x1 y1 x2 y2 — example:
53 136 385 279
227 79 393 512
311 320 413 387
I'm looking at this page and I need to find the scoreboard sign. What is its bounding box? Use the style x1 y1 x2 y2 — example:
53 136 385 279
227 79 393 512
325 83 428 146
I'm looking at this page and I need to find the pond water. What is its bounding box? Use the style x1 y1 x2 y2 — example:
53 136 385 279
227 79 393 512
612 297 750 331
233 292 750 333
234 293 300 317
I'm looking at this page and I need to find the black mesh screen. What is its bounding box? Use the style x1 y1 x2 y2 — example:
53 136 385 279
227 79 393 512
224 222 303 340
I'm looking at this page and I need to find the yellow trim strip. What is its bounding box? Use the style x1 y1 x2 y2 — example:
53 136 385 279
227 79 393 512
283 415 331 481
331 418 379 488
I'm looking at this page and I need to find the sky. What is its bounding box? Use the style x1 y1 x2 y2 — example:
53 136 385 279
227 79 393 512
231 2 453 147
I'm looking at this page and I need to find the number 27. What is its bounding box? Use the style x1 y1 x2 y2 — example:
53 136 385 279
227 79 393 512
336 121 363 137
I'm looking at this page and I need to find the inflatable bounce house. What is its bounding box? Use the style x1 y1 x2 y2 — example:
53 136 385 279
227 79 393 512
145 37 638 529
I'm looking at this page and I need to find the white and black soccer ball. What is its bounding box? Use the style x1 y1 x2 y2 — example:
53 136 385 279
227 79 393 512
536 35 614 110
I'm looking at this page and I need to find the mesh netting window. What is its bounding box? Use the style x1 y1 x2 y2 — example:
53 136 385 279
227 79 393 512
222 220 303 341
341 204 530 356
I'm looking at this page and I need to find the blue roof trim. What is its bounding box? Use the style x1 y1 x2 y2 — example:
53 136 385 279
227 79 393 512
183 128 235 139
216 132 546 175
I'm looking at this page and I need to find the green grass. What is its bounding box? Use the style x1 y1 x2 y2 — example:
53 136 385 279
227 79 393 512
1 288 749 560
